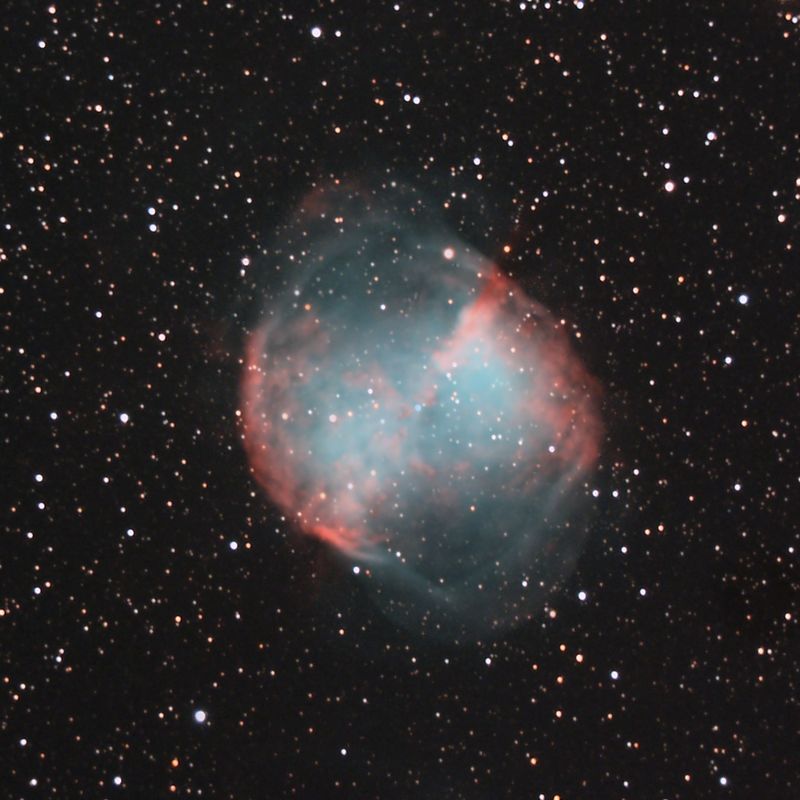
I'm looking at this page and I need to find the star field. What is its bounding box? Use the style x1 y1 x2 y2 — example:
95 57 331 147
3 2 798 797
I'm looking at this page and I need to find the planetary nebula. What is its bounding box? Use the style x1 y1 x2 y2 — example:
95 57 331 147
241 179 602 640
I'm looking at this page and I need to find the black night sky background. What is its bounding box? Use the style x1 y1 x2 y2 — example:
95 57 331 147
3 2 798 798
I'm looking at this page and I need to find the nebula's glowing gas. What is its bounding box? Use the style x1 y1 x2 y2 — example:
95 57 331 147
241 179 601 640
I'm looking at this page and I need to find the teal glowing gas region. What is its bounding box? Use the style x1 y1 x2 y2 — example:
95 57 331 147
241 180 602 640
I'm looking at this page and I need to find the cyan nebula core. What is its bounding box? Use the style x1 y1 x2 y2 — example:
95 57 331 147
242 179 602 640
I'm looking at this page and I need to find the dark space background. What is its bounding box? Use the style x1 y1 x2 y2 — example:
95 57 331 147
3 1 798 797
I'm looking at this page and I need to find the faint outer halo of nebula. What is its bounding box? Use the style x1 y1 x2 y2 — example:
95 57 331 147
241 178 602 640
